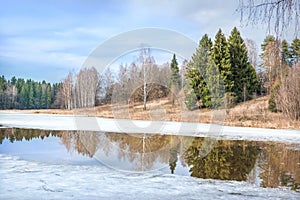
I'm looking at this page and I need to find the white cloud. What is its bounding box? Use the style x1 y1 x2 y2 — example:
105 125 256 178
0 37 88 71
53 27 118 40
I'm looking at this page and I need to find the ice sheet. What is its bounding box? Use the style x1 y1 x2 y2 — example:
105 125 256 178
0 154 299 200
0 113 299 143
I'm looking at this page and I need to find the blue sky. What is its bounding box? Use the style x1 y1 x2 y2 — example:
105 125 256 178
0 0 294 83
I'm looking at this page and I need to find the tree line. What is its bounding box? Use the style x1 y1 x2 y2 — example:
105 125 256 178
185 27 258 109
0 76 60 109
0 27 299 120
259 36 300 119
185 27 299 120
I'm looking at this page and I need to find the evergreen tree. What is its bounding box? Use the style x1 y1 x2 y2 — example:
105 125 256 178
211 29 233 94
0 76 7 109
0 75 59 109
28 81 34 108
11 76 17 85
170 54 180 105
46 83 51 108
170 54 180 88
34 82 42 109
20 84 27 109
205 58 225 108
186 34 212 108
281 39 291 66
290 38 300 66
0 75 6 91
228 27 258 102
41 84 47 109
261 35 275 50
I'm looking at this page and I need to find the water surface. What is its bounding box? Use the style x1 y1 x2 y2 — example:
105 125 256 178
0 128 299 199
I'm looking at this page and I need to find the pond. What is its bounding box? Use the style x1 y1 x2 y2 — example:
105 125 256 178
0 128 299 199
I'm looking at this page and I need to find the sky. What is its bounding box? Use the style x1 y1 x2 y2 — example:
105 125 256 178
0 0 295 83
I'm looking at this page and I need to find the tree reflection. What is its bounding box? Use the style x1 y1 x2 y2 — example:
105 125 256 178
0 128 299 191
185 138 261 181
0 128 59 144
60 131 100 158
104 133 176 171
259 142 300 191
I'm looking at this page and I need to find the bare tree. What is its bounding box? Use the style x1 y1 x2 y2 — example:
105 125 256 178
61 72 73 110
112 48 170 111
138 48 157 110
260 39 281 94
74 67 100 108
99 66 115 104
245 39 258 67
180 60 188 89
275 63 300 120
237 0 300 35
143 63 155 109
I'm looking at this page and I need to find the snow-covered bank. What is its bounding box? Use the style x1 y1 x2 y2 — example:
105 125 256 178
0 112 299 143
0 154 298 200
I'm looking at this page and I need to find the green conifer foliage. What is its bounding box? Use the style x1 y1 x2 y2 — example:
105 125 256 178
228 27 258 102
186 34 213 109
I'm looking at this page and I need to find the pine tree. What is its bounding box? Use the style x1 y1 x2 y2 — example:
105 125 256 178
260 35 276 53
186 34 212 108
228 27 258 102
290 38 300 66
281 39 290 66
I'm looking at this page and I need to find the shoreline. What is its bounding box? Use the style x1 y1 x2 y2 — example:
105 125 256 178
1 96 299 130
0 112 299 144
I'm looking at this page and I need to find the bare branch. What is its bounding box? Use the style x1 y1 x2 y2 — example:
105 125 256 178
237 0 300 36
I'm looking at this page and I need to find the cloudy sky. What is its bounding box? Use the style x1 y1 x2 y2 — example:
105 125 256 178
0 0 294 82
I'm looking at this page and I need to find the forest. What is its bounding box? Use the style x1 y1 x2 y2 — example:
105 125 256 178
0 76 60 109
0 27 299 120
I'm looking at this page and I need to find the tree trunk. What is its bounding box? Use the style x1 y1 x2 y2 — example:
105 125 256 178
143 81 147 110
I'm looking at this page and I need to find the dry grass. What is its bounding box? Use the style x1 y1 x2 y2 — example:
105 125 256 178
226 96 300 129
4 96 299 129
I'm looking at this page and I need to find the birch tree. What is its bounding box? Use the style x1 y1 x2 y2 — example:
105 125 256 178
237 0 300 35
74 67 100 108
138 48 156 110
61 72 73 110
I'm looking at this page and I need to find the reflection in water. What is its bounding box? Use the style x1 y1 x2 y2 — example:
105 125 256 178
185 138 261 181
0 128 299 191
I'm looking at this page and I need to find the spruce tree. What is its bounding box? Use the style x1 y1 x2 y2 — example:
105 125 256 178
228 27 258 102
186 34 212 108
205 57 225 108
170 54 180 105
281 39 290 66
28 81 34 108
170 54 180 88
46 84 52 108
290 38 300 66
211 29 233 95
20 84 28 109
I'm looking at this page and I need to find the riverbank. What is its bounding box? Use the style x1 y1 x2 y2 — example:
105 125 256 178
2 96 300 129
0 112 299 143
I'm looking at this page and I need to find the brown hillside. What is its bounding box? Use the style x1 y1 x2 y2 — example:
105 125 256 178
14 95 298 129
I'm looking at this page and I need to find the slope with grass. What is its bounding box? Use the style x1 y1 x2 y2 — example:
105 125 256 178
5 95 299 130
